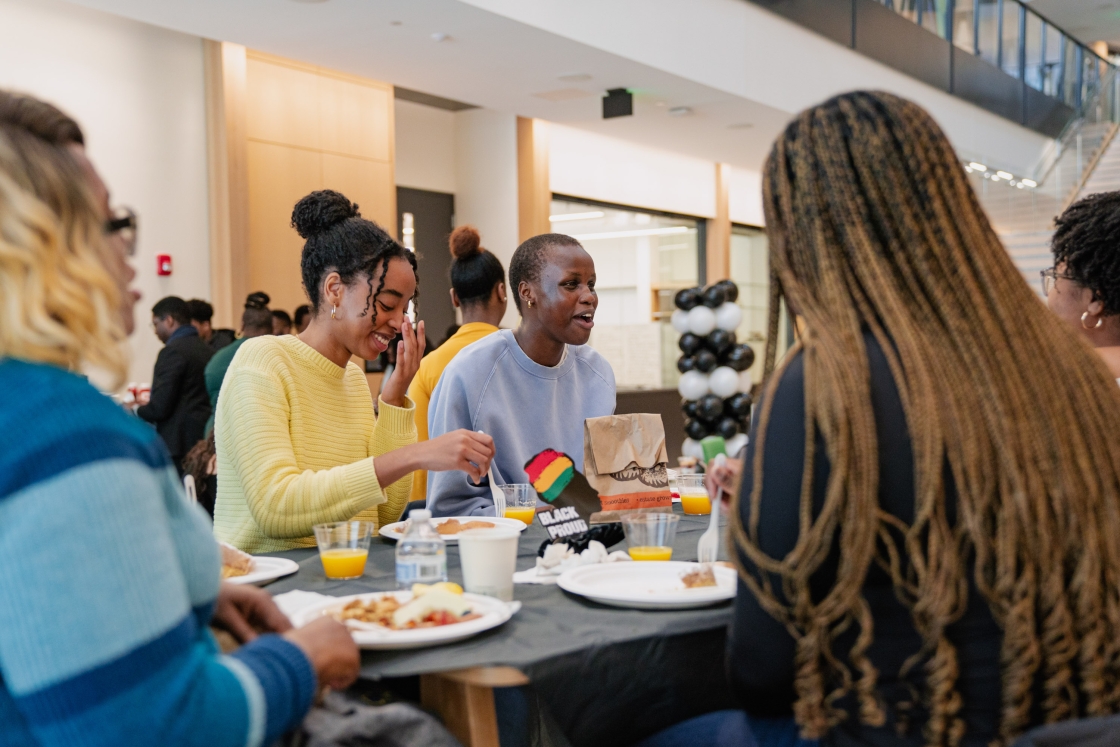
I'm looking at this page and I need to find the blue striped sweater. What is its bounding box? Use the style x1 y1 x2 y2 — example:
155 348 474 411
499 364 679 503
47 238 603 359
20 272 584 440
0 358 316 746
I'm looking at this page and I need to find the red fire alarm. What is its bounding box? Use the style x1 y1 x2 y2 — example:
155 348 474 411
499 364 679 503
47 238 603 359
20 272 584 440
156 254 172 276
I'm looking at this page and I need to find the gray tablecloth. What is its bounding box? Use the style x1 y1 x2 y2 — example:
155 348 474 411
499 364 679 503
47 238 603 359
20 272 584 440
264 507 737 746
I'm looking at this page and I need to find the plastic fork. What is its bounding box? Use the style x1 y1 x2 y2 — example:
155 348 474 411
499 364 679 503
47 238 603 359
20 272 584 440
478 430 505 517
696 455 725 564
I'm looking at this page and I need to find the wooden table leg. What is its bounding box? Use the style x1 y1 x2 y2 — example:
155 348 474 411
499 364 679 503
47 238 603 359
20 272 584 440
420 666 530 747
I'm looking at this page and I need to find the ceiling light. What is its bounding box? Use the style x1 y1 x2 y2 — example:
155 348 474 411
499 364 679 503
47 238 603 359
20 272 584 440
431 32 450 42
1017 183 1026 189
668 106 692 117
990 174 1001 181
550 211 605 222
288 0 330 3
571 226 692 240
969 162 987 171
558 73 592 82
965 166 973 172
390 20 402 25
1021 178 1037 187
996 170 1013 179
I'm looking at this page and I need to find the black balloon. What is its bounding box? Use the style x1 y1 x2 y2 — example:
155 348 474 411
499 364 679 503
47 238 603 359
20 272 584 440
674 287 702 311
725 392 753 419
694 349 718 373
677 356 697 374
701 284 726 308
684 418 709 441
696 394 724 422
716 417 740 440
706 329 736 355
722 344 755 372
715 279 739 303
681 399 699 418
678 333 703 355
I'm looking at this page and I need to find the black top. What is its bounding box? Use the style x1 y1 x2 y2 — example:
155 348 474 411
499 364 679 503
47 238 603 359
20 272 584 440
137 326 213 459
727 332 1004 746
209 328 236 352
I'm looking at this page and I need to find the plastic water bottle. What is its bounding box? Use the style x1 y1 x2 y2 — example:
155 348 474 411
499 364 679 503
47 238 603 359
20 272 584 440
395 509 447 588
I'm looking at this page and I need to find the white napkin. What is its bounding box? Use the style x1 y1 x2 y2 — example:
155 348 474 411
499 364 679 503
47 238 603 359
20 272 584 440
513 540 632 585
273 590 335 624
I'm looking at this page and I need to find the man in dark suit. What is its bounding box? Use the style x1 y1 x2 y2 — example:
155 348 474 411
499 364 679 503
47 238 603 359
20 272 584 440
138 296 214 474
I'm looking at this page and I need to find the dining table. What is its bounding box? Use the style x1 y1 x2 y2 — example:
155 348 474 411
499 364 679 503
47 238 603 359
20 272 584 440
263 504 737 747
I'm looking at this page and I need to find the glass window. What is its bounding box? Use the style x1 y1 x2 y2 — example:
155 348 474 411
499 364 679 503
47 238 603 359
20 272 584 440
1043 25 1063 96
1062 37 1078 105
549 198 700 390
1024 13 1043 90
976 0 1000 67
999 0 1021 78
729 226 789 385
953 0 976 53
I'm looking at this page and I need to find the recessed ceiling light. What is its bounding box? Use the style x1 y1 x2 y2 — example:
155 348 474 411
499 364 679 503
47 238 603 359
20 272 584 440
431 32 451 42
668 106 692 117
727 122 753 130
654 101 666 107
288 0 330 3
969 161 987 171
558 73 592 82
390 20 402 26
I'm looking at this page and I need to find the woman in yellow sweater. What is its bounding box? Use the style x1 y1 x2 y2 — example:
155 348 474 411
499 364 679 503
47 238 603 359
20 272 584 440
407 225 507 504
214 190 495 552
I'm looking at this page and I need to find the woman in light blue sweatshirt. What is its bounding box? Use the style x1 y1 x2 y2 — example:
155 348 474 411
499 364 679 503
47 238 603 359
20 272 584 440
427 233 616 516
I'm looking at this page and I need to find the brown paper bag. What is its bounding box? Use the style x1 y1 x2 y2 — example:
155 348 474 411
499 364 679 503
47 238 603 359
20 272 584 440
583 414 672 524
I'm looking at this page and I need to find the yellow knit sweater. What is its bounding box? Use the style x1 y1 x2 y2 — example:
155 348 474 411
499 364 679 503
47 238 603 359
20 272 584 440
212 335 416 553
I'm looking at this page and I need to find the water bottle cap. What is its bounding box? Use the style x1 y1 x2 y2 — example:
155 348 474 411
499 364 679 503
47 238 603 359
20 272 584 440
409 509 432 520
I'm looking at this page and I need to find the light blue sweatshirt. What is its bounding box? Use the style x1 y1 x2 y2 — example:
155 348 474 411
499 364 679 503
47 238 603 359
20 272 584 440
426 329 616 516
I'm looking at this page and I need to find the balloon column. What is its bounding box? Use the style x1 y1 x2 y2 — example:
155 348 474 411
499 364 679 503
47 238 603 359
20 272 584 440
673 280 754 461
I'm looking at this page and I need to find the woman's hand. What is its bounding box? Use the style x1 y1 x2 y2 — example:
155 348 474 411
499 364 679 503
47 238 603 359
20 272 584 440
283 617 360 691
705 456 742 513
381 318 425 408
212 583 293 643
372 430 495 487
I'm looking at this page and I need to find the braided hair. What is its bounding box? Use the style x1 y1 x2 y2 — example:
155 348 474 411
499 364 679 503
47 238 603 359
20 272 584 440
1052 191 1120 315
732 91 1120 745
292 190 417 326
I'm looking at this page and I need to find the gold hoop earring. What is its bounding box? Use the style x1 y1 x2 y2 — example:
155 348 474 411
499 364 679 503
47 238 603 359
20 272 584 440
1082 311 1103 330
331 305 338 320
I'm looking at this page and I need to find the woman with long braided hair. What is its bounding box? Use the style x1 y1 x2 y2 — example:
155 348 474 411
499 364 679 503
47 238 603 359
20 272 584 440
213 190 494 552
726 92 1120 746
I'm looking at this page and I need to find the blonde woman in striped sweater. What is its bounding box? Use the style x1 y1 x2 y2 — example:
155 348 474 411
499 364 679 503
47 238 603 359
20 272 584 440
213 190 494 553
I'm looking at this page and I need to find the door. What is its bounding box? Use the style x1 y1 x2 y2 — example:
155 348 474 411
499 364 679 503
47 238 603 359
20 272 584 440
397 187 456 348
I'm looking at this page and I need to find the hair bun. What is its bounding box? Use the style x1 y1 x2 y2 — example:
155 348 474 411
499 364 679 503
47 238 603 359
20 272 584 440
291 190 360 239
449 225 482 261
245 291 270 310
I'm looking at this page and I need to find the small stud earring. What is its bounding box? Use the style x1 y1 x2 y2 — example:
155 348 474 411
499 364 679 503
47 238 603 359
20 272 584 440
331 306 338 320
527 300 533 309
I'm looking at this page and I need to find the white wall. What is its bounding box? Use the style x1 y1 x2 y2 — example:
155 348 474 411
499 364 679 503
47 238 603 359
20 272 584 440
453 108 520 328
728 167 764 227
394 99 456 194
0 0 210 387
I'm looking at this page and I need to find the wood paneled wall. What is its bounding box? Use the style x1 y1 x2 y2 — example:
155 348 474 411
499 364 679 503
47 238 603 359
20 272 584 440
206 46 397 322
706 162 731 283
516 117 551 244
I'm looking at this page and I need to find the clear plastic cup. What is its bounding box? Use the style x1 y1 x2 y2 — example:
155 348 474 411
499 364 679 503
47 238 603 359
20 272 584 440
457 527 521 601
500 484 537 526
678 474 711 515
313 521 374 579
621 513 679 561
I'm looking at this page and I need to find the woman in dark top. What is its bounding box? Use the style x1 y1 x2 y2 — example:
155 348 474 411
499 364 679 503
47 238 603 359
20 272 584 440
728 92 1120 746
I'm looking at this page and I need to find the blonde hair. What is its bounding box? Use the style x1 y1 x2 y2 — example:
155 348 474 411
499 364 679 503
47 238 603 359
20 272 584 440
732 91 1120 745
0 105 127 385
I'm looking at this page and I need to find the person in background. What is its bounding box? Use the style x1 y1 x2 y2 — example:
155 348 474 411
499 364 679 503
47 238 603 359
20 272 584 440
407 226 506 507
294 303 312 333
427 233 615 517
1044 190 1120 381
718 91 1120 746
138 296 214 474
272 308 293 335
188 298 235 352
203 291 274 436
213 190 494 553
0 89 358 747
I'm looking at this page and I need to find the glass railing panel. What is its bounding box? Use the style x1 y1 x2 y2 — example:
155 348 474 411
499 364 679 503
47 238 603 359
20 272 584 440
977 0 1001 67
999 0 1022 78
1062 39 1079 106
953 0 976 52
1043 25 1063 96
1024 13 1044 90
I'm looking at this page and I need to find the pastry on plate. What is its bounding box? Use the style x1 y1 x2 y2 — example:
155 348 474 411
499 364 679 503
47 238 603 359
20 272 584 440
219 542 253 579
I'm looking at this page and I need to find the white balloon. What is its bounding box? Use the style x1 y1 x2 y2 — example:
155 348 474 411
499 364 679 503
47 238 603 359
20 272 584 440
715 302 742 332
677 370 709 400
687 305 717 336
670 309 691 334
681 438 705 461
738 370 753 393
709 366 739 398
726 433 749 458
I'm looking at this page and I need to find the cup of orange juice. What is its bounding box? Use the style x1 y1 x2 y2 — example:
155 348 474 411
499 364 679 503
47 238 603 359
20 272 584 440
500 484 538 526
621 513 679 561
313 521 373 580
677 474 711 515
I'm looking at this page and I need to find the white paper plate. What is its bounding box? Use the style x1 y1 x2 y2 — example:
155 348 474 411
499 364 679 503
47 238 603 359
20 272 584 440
379 516 528 544
226 556 300 586
289 591 520 650
557 561 737 610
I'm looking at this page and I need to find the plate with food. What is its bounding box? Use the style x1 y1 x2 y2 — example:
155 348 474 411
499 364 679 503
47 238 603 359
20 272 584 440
289 582 520 650
221 543 299 586
379 516 528 543
557 561 736 610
